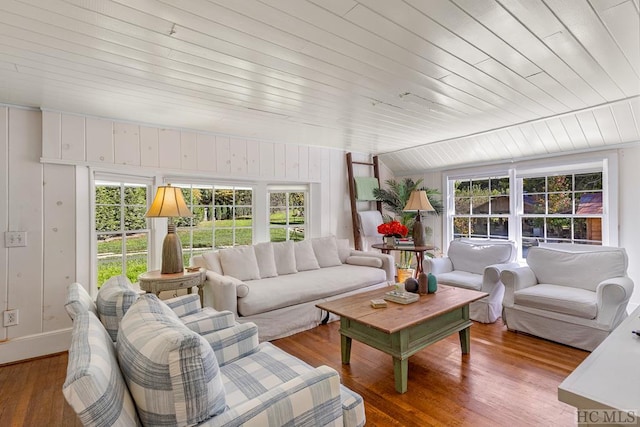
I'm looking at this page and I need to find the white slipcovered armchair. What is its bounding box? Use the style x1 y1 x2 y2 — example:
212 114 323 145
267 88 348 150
501 244 634 351
424 238 518 323
357 210 384 251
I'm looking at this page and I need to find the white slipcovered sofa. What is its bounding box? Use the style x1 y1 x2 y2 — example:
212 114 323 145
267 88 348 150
190 236 394 341
501 244 634 351
63 282 365 426
423 238 518 323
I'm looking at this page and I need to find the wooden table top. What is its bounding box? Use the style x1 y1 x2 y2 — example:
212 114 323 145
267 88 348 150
317 285 487 334
370 243 435 251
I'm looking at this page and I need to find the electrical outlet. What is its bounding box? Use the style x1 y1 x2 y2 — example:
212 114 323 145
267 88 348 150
5 231 27 247
3 309 19 327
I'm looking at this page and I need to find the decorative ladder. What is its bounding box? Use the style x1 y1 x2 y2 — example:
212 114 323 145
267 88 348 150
346 152 382 250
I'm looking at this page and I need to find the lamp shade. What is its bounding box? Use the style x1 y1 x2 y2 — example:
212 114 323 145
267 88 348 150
403 190 435 212
145 184 193 218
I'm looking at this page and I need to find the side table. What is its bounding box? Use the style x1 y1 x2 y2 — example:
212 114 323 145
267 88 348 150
138 269 206 306
371 243 435 278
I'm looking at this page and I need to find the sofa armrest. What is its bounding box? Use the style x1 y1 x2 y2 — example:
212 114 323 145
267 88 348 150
203 270 244 316
349 250 395 282
423 257 453 275
482 262 521 295
201 322 260 366
180 308 237 335
206 365 343 427
596 277 634 328
500 266 538 307
163 294 201 317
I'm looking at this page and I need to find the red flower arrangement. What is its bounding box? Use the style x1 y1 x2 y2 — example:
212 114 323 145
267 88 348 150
377 220 408 238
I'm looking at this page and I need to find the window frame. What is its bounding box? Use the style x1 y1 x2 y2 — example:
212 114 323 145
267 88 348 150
267 186 309 242
443 152 618 259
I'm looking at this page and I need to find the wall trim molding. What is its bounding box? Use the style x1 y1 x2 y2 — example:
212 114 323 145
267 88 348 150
0 328 71 365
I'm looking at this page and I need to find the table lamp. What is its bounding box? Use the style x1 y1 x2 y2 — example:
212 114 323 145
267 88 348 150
403 190 435 247
145 184 193 274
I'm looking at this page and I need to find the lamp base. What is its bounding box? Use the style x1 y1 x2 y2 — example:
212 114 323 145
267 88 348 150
412 215 427 247
161 223 184 274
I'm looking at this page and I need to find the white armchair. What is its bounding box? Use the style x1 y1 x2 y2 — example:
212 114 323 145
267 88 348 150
501 244 634 351
424 238 518 323
357 210 384 251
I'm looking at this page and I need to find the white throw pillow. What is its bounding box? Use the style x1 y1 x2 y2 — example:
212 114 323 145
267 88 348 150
336 238 352 263
219 246 260 281
272 241 298 275
254 242 278 278
311 236 343 267
294 240 320 271
202 251 223 274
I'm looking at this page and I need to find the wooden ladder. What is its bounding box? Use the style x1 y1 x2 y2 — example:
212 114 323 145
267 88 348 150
346 152 382 250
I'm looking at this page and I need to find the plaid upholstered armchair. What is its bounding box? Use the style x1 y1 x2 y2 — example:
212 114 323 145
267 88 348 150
63 284 365 427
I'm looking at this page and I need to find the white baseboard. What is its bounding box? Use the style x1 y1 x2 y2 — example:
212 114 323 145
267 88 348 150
0 328 72 365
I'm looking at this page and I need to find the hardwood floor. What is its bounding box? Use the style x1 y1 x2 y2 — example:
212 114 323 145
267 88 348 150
0 319 587 427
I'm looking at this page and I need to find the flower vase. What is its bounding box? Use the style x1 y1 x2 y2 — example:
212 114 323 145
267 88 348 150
396 268 414 283
384 236 396 247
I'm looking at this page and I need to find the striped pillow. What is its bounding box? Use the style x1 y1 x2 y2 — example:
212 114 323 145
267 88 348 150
64 282 97 320
63 312 140 426
96 275 138 341
117 295 226 426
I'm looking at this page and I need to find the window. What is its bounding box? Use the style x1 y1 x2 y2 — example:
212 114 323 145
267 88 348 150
176 184 253 260
521 172 603 255
94 180 150 287
452 176 510 240
269 190 306 241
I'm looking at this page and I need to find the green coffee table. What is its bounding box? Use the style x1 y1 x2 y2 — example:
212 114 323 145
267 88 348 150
317 285 487 393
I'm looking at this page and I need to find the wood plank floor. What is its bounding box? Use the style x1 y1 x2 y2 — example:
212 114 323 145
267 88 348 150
0 319 587 426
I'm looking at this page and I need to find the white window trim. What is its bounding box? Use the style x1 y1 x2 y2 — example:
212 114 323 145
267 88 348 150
442 151 618 258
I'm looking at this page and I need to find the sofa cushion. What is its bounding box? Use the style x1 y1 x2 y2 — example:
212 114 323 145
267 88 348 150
202 251 223 275
294 240 320 271
96 275 139 341
63 312 140 427
219 245 261 281
436 271 483 291
117 295 226 426
272 240 297 275
65 282 97 320
254 242 278 279
514 284 597 319
238 265 386 316
448 239 515 275
346 255 383 268
336 238 351 263
312 236 343 268
527 244 628 292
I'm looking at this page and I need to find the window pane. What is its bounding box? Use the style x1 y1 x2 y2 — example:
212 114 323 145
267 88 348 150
523 177 545 193
95 205 121 232
453 218 469 236
235 228 253 245
455 197 470 214
548 193 572 214
289 227 305 241
524 194 545 214
522 218 544 238
215 188 233 205
489 218 508 237
575 173 602 191
470 218 488 237
192 228 213 249
270 207 286 225
96 185 121 204
97 256 122 287
125 233 147 283
234 207 252 223
574 218 602 242
455 180 470 194
491 177 509 195
491 195 510 214
289 192 304 206
289 207 304 224
270 228 286 242
473 179 489 191
124 206 147 230
575 192 603 215
548 175 571 192
124 186 147 205
547 218 571 240
214 228 233 248
270 192 286 207
472 195 490 214
236 189 252 205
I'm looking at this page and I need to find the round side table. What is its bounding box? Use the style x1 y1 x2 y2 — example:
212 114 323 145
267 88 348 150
138 269 206 305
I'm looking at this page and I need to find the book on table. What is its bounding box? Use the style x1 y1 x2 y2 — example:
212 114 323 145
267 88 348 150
383 290 419 304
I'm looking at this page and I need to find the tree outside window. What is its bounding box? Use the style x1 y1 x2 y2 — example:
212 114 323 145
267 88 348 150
453 176 510 240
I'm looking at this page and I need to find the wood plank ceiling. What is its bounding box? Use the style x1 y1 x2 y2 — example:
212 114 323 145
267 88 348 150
0 0 638 173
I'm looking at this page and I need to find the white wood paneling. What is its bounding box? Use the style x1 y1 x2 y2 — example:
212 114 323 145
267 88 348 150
114 122 140 166
86 117 114 164
140 126 159 167
61 114 85 161
274 143 286 179
308 146 321 181
229 138 247 175
285 145 299 179
0 107 7 342
215 136 231 174
43 163 75 332
259 142 275 178
41 111 61 159
180 131 197 170
7 108 42 339
196 133 216 172
158 128 181 169
246 139 260 177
